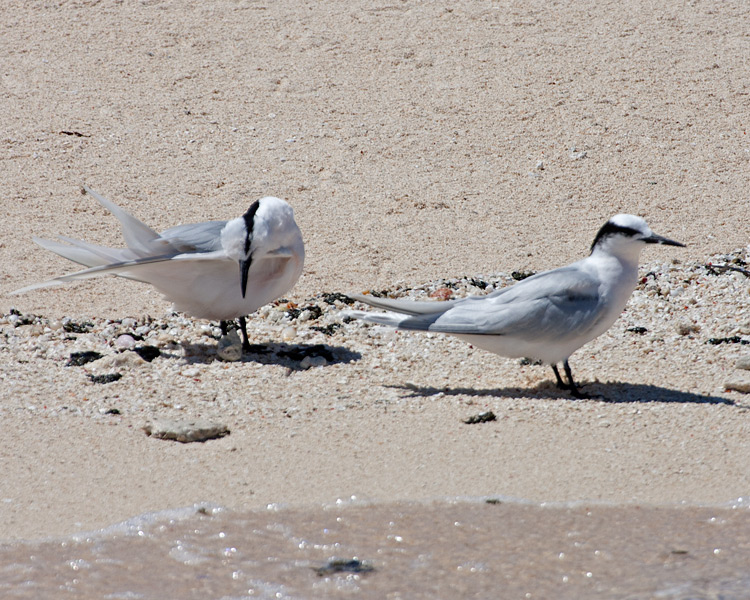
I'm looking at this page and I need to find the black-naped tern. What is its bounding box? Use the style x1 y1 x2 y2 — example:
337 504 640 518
346 214 684 397
14 187 305 350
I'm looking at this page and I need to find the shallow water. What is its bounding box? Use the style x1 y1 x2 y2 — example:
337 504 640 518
2 499 750 599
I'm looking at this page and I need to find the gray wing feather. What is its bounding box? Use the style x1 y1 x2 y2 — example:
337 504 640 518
11 251 229 295
36 235 143 266
33 213 226 271
159 221 227 253
84 186 162 254
353 266 607 340
425 266 605 338
87 186 227 254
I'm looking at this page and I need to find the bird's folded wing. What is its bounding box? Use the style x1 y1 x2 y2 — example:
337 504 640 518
34 235 145 267
159 221 227 253
423 267 607 339
84 186 163 255
11 251 229 294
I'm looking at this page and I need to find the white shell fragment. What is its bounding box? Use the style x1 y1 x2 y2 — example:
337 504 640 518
300 355 327 369
217 330 242 362
115 334 136 349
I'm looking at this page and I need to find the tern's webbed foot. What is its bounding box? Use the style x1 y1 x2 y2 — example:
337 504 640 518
551 361 598 399
568 385 590 399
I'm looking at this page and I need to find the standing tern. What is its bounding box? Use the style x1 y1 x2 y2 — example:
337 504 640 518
13 186 305 351
346 214 684 397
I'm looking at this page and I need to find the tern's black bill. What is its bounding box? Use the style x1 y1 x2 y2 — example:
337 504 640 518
644 234 685 247
240 258 251 298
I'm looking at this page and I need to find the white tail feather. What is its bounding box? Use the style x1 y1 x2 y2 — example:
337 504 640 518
349 293 455 316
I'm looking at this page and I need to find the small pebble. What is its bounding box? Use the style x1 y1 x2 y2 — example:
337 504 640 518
569 147 587 159
724 375 750 394
463 411 497 425
300 355 327 369
156 332 175 344
88 373 122 384
282 326 297 341
89 352 147 371
115 334 136 349
313 559 374 577
67 351 104 367
144 418 230 443
429 288 453 301
676 322 700 336
736 356 750 371
217 330 242 362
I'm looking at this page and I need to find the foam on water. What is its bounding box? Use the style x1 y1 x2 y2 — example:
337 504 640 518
67 503 226 543
2 498 750 599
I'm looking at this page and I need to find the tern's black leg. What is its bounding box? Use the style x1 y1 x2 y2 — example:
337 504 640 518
219 319 250 353
238 316 252 352
551 364 568 389
562 360 588 399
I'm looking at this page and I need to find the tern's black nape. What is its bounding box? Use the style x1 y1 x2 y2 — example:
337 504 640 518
589 221 642 253
242 199 261 255
239 199 261 298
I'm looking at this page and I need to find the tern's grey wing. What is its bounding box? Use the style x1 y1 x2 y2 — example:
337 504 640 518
397 266 607 339
159 221 228 253
32 235 137 268
84 186 162 255
11 250 229 295
348 293 457 316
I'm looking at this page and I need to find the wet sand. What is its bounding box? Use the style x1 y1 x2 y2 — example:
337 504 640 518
2 500 750 599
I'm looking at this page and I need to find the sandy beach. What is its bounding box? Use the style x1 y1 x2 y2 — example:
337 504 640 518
1 1 749 596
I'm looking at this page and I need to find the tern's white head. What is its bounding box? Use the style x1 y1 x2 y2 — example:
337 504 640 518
590 214 684 262
221 196 304 297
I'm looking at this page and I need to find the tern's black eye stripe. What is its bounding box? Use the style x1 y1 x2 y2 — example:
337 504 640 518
590 222 641 252
242 200 261 255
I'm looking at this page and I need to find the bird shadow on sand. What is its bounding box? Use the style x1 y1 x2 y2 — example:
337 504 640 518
179 341 361 370
391 381 741 406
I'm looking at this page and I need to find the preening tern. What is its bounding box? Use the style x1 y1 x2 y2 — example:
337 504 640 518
346 214 684 397
13 187 305 350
